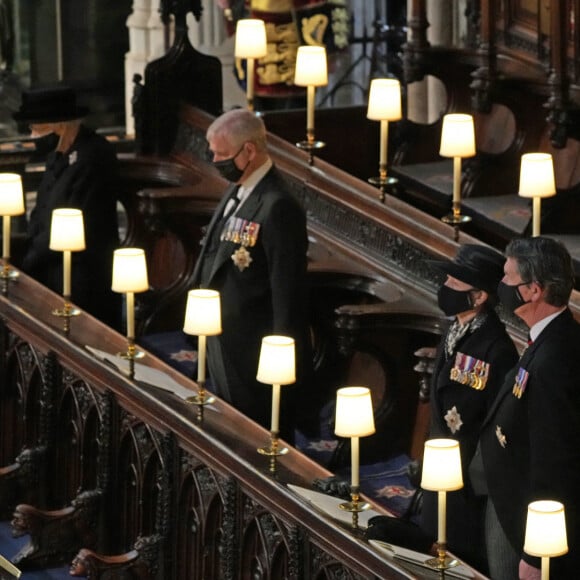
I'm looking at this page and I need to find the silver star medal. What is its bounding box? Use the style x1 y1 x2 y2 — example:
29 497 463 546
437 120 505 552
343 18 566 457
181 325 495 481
444 405 463 434
231 246 252 271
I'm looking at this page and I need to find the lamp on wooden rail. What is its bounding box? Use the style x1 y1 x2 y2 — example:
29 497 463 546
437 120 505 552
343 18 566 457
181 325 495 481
294 45 327 165
335 386 376 529
183 288 222 419
420 438 463 570
112 248 149 377
0 173 25 294
367 78 402 201
50 208 85 335
524 500 568 580
234 18 267 112
518 153 556 237
439 113 475 238
257 335 295 474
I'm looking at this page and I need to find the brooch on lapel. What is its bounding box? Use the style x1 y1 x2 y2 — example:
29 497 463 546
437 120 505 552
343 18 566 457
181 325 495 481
495 425 507 448
450 352 490 390
444 406 463 434
512 367 529 399
68 150 78 165
221 219 261 272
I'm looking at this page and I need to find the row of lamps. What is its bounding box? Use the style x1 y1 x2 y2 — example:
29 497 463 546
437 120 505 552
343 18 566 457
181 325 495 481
233 19 557 238
420 438 568 576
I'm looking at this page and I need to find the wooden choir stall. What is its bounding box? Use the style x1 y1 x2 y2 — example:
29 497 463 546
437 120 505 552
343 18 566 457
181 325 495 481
3 1 580 578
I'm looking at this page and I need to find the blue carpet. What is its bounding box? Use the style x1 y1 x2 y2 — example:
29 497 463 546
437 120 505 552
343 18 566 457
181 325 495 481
138 331 198 377
0 522 74 579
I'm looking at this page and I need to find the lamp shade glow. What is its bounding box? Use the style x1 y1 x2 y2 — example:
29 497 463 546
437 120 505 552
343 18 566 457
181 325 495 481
234 19 267 59
183 289 222 336
111 248 149 293
439 114 476 158
256 335 296 385
367 79 402 121
334 386 376 437
0 173 25 215
49 209 86 251
421 439 463 491
524 500 568 557
518 153 556 198
294 46 328 87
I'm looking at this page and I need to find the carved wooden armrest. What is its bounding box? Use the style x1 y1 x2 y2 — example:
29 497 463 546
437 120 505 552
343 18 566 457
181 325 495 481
69 547 142 577
69 534 161 579
413 346 437 402
10 490 101 569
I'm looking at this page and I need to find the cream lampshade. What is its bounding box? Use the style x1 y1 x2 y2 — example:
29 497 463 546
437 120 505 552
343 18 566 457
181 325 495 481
367 78 402 195
439 114 476 160
335 386 375 488
525 500 568 580
234 18 267 111
257 335 296 434
294 45 328 154
49 208 86 252
112 248 149 341
518 153 556 237
439 113 475 232
49 208 86 299
183 289 222 386
0 173 25 265
421 438 463 569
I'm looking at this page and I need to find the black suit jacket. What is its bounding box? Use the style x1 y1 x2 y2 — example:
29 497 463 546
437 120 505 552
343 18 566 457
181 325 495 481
193 166 311 438
480 309 580 577
421 310 517 569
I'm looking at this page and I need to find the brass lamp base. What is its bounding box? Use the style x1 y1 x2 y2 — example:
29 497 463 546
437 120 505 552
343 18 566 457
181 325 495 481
184 381 216 422
441 213 472 225
368 175 398 202
424 543 459 570
339 486 370 529
258 431 289 474
296 139 326 165
117 340 145 379
52 300 81 335
442 209 472 242
0 264 19 296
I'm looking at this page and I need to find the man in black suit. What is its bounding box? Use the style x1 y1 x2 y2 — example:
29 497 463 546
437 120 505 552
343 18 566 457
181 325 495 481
193 109 311 441
420 244 518 572
479 237 580 579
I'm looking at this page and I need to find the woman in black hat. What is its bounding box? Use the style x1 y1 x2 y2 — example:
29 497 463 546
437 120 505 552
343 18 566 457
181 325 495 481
13 86 121 330
419 243 518 573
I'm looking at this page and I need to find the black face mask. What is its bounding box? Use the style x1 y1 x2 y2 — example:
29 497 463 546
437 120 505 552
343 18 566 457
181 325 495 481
437 285 475 316
497 281 529 314
212 144 247 183
32 132 59 156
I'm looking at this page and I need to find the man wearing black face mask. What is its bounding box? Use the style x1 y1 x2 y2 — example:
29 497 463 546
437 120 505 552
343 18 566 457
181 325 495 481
192 108 312 443
477 237 580 580
419 244 518 573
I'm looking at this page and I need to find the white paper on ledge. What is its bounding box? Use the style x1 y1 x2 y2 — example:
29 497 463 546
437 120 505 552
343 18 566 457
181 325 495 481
86 346 202 402
369 539 475 579
287 484 381 529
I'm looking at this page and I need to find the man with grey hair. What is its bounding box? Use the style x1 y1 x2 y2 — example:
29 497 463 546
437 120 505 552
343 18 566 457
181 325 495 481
192 108 312 442
477 236 580 579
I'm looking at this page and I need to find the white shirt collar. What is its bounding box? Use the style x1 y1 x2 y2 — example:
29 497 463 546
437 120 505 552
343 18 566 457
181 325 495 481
529 307 566 342
236 158 273 209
